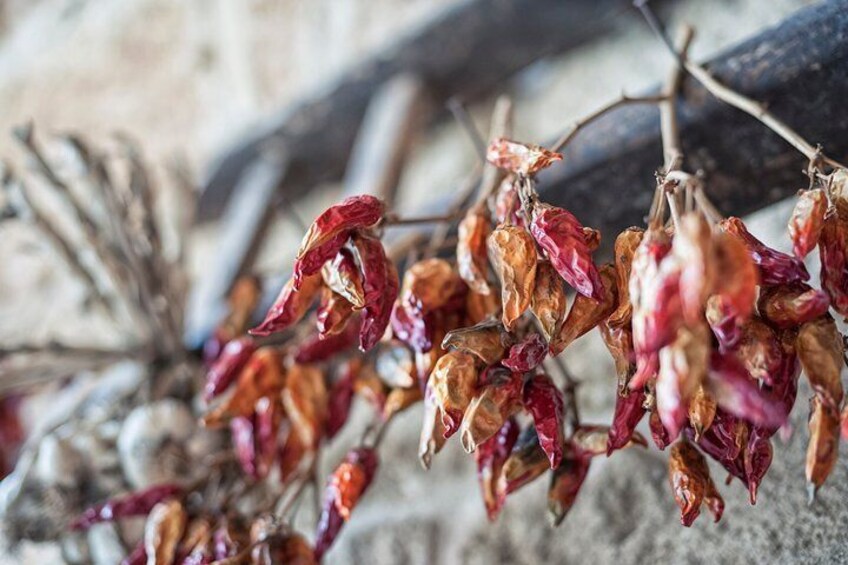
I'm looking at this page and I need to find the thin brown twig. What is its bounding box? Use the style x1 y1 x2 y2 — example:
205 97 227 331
447 98 488 160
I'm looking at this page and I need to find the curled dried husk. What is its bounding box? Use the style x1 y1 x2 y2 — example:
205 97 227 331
486 137 562 175
788 188 827 259
548 446 591 526
806 396 840 498
500 426 549 495
430 351 479 437
350 234 399 351
796 316 845 408
758 283 830 329
457 206 492 295
322 247 366 308
143 499 186 565
461 369 523 452
442 319 513 365
250 272 323 336
608 227 644 328
551 263 618 355
530 203 604 301
522 373 565 468
488 224 538 331
668 439 724 526
282 364 328 448
475 418 519 521
531 261 568 342
721 216 809 286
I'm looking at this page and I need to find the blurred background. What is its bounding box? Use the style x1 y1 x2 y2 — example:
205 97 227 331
2 0 847 563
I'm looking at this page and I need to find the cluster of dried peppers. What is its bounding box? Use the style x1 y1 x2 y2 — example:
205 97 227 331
65 138 848 561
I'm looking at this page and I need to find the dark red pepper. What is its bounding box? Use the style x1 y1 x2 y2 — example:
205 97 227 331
70 484 184 530
349 234 399 351
475 418 519 521
721 217 809 286
203 337 256 402
522 374 566 468
502 333 548 373
607 389 647 455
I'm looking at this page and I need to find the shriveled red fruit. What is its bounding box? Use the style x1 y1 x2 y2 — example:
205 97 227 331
758 283 830 330
250 272 323 336
486 138 562 175
721 216 809 286
788 188 827 259
522 374 566 468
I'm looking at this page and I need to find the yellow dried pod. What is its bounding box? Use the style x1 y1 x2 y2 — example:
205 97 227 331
550 263 618 355
531 262 568 342
430 351 479 436
144 500 187 565
383 386 424 420
806 396 840 498
457 206 492 295
668 440 724 527
282 364 328 448
401 258 463 315
797 316 845 408
488 224 538 331
607 227 644 328
442 319 512 365
419 383 448 470
687 385 717 441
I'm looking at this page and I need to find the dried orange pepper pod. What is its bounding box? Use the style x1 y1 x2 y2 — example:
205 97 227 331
806 396 840 499
349 233 399 351
466 287 500 325
599 322 635 391
475 418 519 522
818 212 848 317
494 176 523 227
282 364 328 448
607 388 647 455
144 499 187 565
382 386 424 420
457 205 492 295
294 194 384 283
547 446 592 526
461 367 524 452
758 283 830 330
203 347 285 426
522 373 565 467
486 137 562 175
250 272 323 337
550 263 618 355
673 213 714 324
687 385 717 441
796 316 845 408
322 247 366 309
573 424 645 455
657 324 710 441
721 216 809 286
706 351 788 429
607 227 644 329
741 426 773 504
488 224 538 331
788 188 827 259
500 426 550 495
255 531 317 565
668 439 724 527
736 317 783 385
828 169 848 218
178 518 213 564
442 319 513 365
315 447 379 560
401 258 465 315
531 262 568 342
278 428 308 485
530 203 604 301
430 351 479 437
419 381 448 469
316 288 355 338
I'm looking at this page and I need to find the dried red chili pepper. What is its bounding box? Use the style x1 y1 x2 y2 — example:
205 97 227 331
607 227 644 329
649 406 671 450
710 231 759 324
668 439 724 527
550 263 618 355
806 396 840 499
282 364 328 448
316 288 355 338
742 426 773 504
819 211 848 316
442 319 513 365
796 316 846 409
758 283 830 330
500 426 550 495
230 416 258 479
706 351 788 429
503 333 548 373
203 348 285 426
457 205 492 295
429 351 479 436
522 373 565 468
475 417 519 521
788 188 827 259
314 447 379 560
721 216 809 286
599 322 635 392
674 213 714 325
461 368 524 452
203 336 256 401
607 388 647 455
656 324 710 441
530 203 604 301
294 321 359 364
486 137 562 175
254 396 282 479
531 261 568 342
494 176 523 227
548 446 591 526
488 224 538 331
326 364 356 440
322 247 366 309
688 409 747 470
250 271 323 336
70 484 184 530
294 194 384 283
349 234 399 351
419 381 448 469
279 428 307 485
